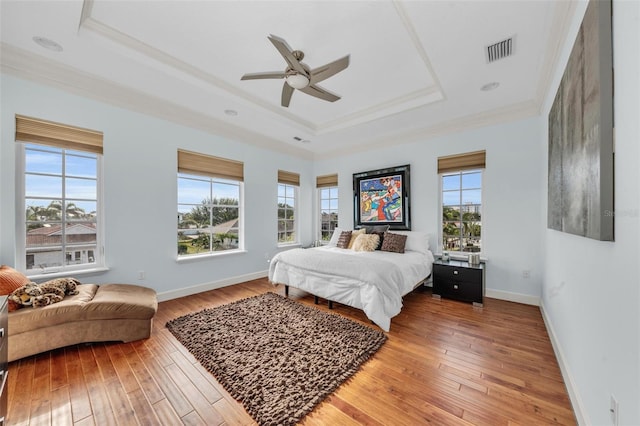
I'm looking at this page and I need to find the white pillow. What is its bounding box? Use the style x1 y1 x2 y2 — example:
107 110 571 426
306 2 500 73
392 231 430 254
327 227 344 247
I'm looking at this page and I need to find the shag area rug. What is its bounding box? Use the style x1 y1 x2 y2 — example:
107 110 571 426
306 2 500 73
166 292 387 426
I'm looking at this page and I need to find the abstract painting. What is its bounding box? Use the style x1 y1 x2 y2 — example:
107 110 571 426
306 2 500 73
353 164 410 230
548 0 614 241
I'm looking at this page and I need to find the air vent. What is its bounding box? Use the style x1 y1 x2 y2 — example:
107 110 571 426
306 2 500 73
486 37 513 63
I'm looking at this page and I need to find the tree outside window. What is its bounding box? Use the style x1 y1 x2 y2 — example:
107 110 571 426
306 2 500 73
278 183 297 244
319 187 338 242
178 174 241 256
442 170 482 253
23 144 100 271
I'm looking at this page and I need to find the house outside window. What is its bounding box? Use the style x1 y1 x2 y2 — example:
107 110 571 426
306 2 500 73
278 170 300 245
177 150 243 257
438 151 485 255
16 115 104 274
317 173 339 243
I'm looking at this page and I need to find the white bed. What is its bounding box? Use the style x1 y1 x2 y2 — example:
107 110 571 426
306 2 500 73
268 230 434 331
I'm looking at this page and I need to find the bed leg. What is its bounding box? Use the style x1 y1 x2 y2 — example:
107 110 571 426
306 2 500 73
328 301 333 309
285 285 289 297
314 295 319 304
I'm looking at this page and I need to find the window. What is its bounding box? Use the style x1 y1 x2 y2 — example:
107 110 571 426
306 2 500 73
317 174 338 243
177 150 243 257
16 115 103 274
278 170 299 244
438 151 485 254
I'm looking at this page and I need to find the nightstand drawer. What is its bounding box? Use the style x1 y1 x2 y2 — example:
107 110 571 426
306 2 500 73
433 264 482 284
435 279 482 303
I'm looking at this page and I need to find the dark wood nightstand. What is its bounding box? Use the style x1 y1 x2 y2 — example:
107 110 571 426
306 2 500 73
432 259 485 306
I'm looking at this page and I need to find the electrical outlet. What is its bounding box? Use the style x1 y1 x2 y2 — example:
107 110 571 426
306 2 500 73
137 270 145 280
522 269 531 279
610 394 619 426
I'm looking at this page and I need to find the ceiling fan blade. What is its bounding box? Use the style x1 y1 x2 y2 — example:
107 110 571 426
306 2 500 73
241 71 286 80
310 55 350 84
268 34 307 75
300 84 341 103
281 82 294 107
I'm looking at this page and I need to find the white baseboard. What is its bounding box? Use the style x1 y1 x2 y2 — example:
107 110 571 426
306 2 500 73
485 288 540 306
539 302 587 425
156 270 268 302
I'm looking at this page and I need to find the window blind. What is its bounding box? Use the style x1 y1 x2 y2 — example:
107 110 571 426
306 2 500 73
178 149 244 181
278 170 300 186
437 150 486 174
316 173 338 188
15 114 103 154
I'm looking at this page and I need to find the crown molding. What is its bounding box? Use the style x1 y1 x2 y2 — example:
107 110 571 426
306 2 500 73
533 0 580 114
0 43 314 160
78 0 444 136
313 99 540 160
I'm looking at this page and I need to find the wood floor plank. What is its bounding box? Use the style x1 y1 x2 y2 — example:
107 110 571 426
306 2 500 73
151 398 183 426
78 344 118 426
105 343 141 394
126 387 162 425
74 415 96 426
120 341 165 405
168 350 223 404
10 358 35 425
50 385 73 425
102 377 137 424
64 346 94 422
7 278 576 425
49 348 68 391
164 362 225 425
143 358 194 418
29 354 52 426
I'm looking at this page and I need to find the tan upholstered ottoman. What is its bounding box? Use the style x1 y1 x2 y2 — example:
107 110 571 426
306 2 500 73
8 283 157 362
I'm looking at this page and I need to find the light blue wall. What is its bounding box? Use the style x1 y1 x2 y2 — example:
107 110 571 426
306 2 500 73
0 75 314 298
540 1 640 425
1 2 639 421
314 116 545 303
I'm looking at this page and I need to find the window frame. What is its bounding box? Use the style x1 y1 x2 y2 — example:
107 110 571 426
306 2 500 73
16 142 105 276
439 169 483 256
177 172 244 259
277 182 299 246
318 185 338 244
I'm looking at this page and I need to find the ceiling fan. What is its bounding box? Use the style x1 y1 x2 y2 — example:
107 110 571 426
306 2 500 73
241 34 350 108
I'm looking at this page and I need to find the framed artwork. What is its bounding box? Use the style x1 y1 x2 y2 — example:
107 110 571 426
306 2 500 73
353 164 411 230
547 0 614 241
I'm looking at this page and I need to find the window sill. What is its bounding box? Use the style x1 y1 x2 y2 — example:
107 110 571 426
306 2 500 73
28 266 110 281
277 243 301 249
438 253 487 262
176 249 247 263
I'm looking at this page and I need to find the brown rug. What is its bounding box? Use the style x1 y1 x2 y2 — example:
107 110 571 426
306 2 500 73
166 292 387 425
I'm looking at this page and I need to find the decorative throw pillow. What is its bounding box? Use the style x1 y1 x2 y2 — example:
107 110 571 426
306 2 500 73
348 228 366 249
8 277 81 308
392 230 430 254
336 231 352 249
0 265 31 312
380 232 408 253
371 231 385 250
363 224 390 234
352 234 380 252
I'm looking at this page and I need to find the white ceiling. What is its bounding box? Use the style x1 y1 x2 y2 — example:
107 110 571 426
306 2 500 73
0 0 578 160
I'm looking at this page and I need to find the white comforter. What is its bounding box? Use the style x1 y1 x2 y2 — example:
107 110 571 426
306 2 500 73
268 246 433 331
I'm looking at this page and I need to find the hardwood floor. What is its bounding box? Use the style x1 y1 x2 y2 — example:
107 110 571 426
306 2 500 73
7 278 576 425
